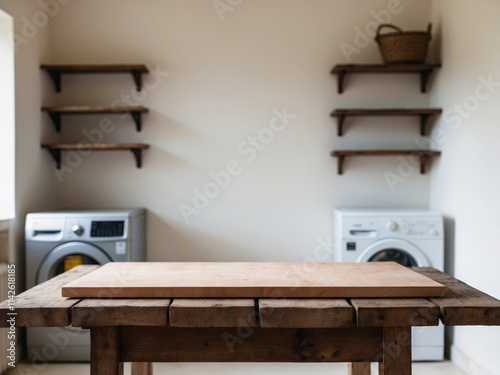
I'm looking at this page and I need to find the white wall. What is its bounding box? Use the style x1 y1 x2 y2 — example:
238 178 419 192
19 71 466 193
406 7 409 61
0 1 56 274
47 0 433 262
430 0 500 374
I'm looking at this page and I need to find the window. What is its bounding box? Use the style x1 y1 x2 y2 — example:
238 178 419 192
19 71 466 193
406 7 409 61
0 10 14 220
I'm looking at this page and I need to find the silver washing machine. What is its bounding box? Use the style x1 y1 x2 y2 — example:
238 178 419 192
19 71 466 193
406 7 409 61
25 208 146 362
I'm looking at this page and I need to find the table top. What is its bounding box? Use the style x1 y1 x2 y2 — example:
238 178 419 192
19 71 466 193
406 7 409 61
1 265 500 329
61 262 447 299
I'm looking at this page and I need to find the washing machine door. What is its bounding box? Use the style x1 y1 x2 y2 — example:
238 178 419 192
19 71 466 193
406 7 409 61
357 238 430 267
37 241 112 284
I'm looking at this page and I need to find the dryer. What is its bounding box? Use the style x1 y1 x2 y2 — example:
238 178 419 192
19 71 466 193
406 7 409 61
333 208 444 361
25 208 146 362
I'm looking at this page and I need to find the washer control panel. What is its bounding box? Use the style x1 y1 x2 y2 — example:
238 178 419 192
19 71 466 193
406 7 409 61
337 212 443 240
400 218 441 237
90 221 125 237
64 218 128 241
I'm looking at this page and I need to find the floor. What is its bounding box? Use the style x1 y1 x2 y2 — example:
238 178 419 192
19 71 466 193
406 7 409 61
9 361 467 375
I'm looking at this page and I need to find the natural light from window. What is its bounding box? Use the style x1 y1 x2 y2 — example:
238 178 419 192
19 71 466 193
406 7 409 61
0 9 15 221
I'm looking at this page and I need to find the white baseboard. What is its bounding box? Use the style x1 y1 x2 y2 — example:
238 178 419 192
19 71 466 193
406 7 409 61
452 344 496 375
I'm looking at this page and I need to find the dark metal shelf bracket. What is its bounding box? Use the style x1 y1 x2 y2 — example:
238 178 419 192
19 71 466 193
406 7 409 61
131 70 143 92
130 112 142 132
47 113 62 133
46 71 62 93
47 149 62 169
130 148 143 168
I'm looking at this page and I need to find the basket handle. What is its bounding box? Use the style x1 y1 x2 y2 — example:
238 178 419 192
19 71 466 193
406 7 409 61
375 24 403 41
375 23 433 41
426 22 433 37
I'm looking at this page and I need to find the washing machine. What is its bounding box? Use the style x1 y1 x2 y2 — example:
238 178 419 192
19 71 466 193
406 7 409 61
333 208 444 361
25 208 146 362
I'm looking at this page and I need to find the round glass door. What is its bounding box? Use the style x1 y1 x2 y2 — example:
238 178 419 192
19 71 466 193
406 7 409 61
358 238 430 267
37 242 112 284
368 249 418 267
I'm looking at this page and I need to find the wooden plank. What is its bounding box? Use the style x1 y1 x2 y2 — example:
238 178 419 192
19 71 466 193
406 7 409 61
42 106 149 114
169 299 256 327
41 143 149 150
413 267 500 325
131 363 152 375
91 327 121 375
61 262 446 298
0 265 98 327
349 362 371 375
331 64 441 74
41 64 149 73
120 326 383 363
331 150 441 157
378 327 411 375
259 299 354 328
351 298 439 327
331 108 442 117
72 299 169 327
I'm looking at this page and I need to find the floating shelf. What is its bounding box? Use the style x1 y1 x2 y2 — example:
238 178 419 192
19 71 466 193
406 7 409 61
331 108 442 136
42 143 149 169
330 64 441 94
42 106 149 132
41 64 149 92
330 150 441 175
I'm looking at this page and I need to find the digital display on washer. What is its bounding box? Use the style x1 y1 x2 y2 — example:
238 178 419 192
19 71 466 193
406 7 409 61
91 221 125 237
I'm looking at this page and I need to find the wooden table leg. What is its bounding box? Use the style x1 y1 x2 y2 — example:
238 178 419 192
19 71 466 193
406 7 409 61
378 327 412 375
348 362 371 375
90 327 121 375
131 362 153 375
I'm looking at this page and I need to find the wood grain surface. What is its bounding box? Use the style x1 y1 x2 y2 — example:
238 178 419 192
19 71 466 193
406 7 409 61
61 262 446 298
0 265 97 327
413 267 500 325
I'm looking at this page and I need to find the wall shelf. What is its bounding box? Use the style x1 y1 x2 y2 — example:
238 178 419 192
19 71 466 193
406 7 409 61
41 64 149 92
331 108 442 136
330 150 441 175
42 106 149 132
330 64 441 94
41 143 149 169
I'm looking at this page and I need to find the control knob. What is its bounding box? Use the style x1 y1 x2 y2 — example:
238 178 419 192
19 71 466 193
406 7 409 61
386 221 398 231
72 225 84 236
429 228 439 236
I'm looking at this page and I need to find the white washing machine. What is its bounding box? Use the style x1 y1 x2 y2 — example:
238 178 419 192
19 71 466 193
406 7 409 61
333 208 444 361
25 209 146 362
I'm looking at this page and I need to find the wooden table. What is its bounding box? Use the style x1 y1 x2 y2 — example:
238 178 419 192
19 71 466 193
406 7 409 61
2 265 500 375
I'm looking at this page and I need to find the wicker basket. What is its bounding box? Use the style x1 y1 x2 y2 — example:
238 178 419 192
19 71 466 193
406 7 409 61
375 23 432 64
